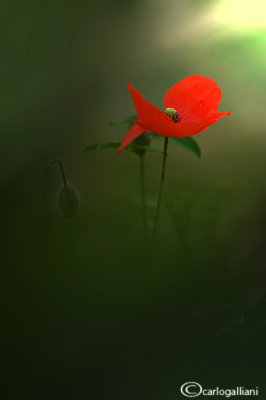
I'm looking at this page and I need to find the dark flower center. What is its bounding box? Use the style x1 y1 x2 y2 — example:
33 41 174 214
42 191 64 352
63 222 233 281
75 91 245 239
164 107 181 123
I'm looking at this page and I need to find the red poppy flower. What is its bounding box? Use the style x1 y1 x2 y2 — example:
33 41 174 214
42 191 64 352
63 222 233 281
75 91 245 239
117 75 230 153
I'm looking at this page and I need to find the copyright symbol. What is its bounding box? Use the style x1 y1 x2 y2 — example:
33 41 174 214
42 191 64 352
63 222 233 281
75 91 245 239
180 382 202 397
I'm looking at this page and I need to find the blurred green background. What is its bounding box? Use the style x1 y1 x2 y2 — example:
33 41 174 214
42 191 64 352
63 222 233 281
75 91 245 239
2 0 266 398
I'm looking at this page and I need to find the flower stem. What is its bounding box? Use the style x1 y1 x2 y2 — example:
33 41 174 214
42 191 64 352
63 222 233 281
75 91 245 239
152 137 168 242
140 155 148 235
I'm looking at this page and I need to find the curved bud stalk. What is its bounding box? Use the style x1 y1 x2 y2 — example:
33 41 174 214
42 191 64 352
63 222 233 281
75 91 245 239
42 159 80 219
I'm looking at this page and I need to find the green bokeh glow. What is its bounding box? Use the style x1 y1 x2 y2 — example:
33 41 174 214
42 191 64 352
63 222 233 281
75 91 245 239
211 0 266 29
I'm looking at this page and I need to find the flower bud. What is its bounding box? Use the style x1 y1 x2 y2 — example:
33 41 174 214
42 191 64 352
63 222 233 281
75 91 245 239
58 184 80 218
133 131 152 156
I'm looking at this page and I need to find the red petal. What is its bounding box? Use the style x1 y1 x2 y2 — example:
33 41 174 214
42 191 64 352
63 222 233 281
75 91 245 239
136 111 230 138
164 75 224 122
127 81 170 125
117 122 146 153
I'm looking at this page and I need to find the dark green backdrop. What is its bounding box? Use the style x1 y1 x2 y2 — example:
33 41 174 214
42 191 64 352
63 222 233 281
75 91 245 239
1 0 266 398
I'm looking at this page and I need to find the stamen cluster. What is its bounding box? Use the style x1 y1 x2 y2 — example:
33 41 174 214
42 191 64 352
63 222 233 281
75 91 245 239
164 107 181 123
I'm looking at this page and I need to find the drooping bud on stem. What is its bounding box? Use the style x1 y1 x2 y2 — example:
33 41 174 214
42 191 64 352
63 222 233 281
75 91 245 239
58 183 80 218
43 159 80 218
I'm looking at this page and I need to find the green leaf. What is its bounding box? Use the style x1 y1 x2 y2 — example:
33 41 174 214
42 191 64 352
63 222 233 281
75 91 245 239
83 141 163 156
129 144 163 155
151 133 201 158
109 115 137 130
83 141 121 152
169 137 201 158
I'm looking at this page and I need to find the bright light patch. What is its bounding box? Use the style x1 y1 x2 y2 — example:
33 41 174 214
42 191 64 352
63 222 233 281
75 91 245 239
211 0 266 29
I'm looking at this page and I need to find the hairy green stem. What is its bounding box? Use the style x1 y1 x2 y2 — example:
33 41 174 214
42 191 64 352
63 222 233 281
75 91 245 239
140 155 148 235
152 137 168 241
